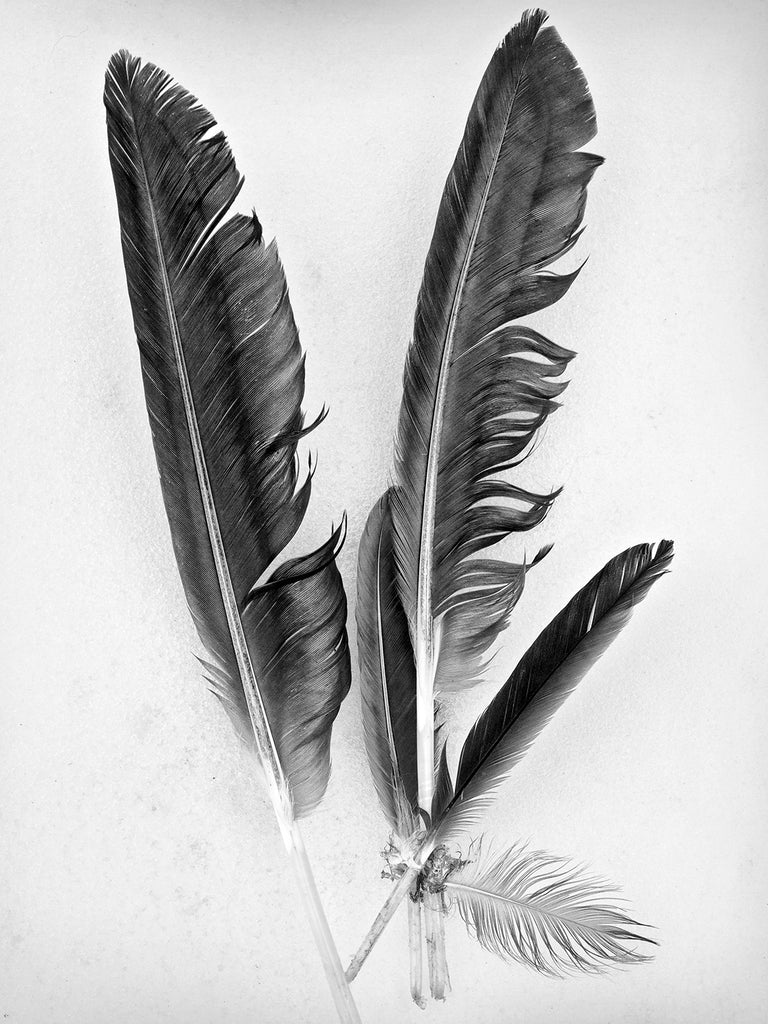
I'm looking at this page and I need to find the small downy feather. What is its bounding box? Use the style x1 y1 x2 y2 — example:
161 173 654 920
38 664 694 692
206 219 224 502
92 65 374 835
435 541 674 846
445 839 655 974
388 7 602 817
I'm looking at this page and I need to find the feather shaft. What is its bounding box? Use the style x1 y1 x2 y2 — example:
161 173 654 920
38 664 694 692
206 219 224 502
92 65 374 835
412 55 524 814
408 893 427 1009
392 8 600 821
288 820 363 1023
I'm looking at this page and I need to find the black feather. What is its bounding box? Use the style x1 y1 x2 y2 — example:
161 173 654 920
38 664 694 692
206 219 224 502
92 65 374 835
446 838 656 974
105 50 350 818
357 490 452 833
391 8 602 702
357 491 419 835
436 541 674 844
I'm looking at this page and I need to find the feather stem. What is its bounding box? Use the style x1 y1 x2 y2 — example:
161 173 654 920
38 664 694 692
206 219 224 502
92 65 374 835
152 177 361 1024
411 23 512 820
415 652 436 819
287 820 362 1024
424 891 451 1000
345 862 424 982
408 892 427 1009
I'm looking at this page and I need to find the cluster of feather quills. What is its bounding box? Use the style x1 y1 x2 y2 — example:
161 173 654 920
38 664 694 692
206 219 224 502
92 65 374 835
105 5 673 1016
355 8 672 1004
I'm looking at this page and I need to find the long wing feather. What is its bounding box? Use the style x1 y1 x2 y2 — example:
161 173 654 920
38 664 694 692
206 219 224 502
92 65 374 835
445 839 655 974
435 541 673 845
104 51 351 820
389 8 602 814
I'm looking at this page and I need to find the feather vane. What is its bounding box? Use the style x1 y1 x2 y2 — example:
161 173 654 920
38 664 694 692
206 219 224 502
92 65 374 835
446 840 655 974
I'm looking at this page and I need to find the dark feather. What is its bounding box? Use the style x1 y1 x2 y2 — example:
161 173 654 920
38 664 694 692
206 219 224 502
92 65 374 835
387 8 602 816
391 8 601 699
436 541 673 844
357 491 419 835
104 50 350 818
446 839 655 974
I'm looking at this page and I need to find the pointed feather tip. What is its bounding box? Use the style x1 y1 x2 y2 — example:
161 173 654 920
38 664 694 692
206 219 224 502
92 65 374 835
249 210 263 245
107 48 135 70
518 8 549 36
652 538 675 574
104 49 138 96
529 542 553 568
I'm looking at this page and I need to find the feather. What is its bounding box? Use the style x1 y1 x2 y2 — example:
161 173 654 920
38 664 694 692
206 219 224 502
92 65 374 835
436 541 674 846
445 839 655 975
389 7 602 815
357 489 453 835
357 491 419 837
105 49 350 819
356 490 455 1003
104 52 359 1022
